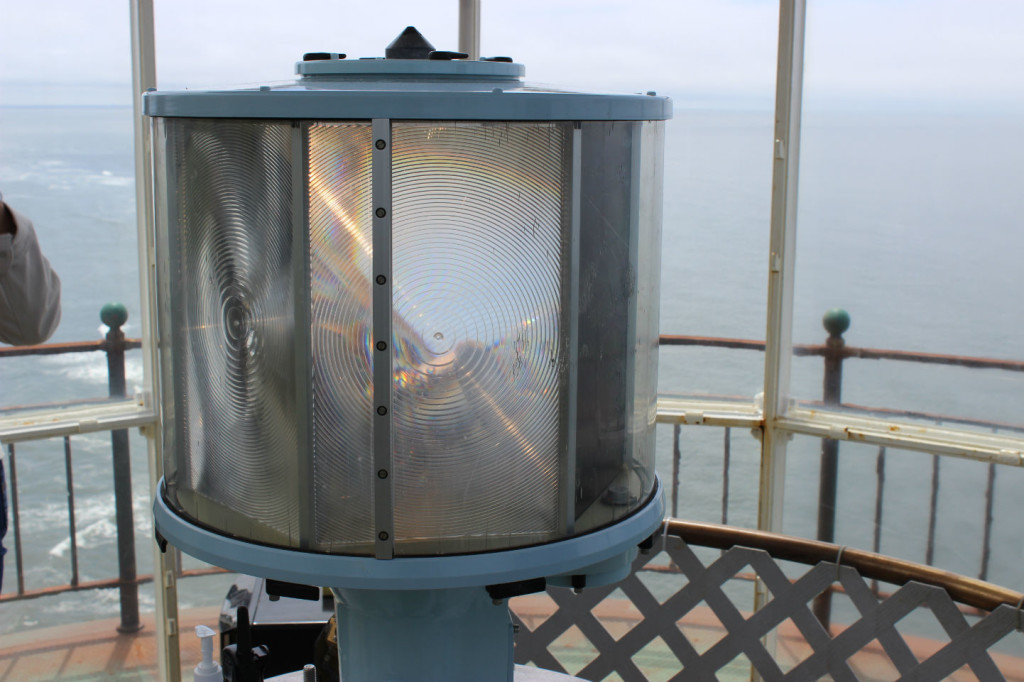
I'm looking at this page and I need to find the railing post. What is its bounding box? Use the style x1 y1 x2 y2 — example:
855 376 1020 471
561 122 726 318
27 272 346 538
672 423 681 518
5 443 25 596
102 302 141 634
813 308 849 631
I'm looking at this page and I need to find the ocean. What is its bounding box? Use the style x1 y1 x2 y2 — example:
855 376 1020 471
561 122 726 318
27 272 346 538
2 104 1023 639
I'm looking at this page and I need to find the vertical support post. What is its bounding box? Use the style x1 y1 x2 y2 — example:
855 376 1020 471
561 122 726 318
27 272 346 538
458 0 481 60
102 303 141 634
129 0 180 676
756 0 806 620
812 308 849 630
64 437 80 587
980 461 996 580
722 427 731 526
871 446 886 595
671 423 681 518
759 0 806 535
925 455 940 565
5 443 25 595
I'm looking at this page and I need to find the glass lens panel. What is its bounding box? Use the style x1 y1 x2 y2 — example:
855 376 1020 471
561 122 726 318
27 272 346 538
390 121 570 553
159 118 298 546
574 121 663 531
154 119 179 497
308 122 375 552
633 120 665 495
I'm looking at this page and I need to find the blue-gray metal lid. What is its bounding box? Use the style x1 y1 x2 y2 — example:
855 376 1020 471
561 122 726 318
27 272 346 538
143 54 671 121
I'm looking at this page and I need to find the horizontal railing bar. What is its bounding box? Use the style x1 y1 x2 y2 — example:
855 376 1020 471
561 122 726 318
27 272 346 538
660 335 767 351
3 334 1019 371
0 401 156 444
3 395 125 413
6 334 1021 372
665 519 1023 613
802 400 1024 434
659 334 1024 371
0 566 229 604
777 408 1024 466
659 335 832 357
657 395 763 428
842 346 1024 371
658 392 1024 436
0 339 142 359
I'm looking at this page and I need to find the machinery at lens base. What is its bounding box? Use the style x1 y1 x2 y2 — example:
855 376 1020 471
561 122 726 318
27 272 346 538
148 27 671 682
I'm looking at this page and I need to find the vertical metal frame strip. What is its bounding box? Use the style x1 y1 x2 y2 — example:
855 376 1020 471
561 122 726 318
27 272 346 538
160 122 187 492
458 0 481 60
130 1 180 679
561 124 582 535
757 0 807 624
760 0 806 535
623 122 643 479
292 122 315 549
371 118 395 559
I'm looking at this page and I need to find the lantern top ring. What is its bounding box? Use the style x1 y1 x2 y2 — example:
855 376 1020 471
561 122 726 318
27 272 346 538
142 57 671 122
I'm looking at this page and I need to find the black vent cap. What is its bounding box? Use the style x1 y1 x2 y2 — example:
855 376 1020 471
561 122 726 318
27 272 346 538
385 26 436 60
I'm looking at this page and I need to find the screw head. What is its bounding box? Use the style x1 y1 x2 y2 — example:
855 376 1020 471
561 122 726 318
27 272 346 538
100 302 129 328
376 405 388 415
378 531 389 541
822 308 851 338
376 340 387 351
377 468 388 479
375 139 386 150
376 275 387 285
375 207 387 218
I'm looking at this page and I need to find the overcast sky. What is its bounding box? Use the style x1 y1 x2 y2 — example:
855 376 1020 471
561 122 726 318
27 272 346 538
1 0 1022 108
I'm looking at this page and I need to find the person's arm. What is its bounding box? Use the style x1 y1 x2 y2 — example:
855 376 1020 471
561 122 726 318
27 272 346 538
0 195 62 345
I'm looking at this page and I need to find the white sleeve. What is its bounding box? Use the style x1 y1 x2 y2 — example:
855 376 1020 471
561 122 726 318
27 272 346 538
0 202 62 345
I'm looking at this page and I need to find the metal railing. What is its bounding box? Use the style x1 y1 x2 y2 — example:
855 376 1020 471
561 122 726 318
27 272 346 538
662 307 1024 630
0 304 223 634
2 305 1023 647
1 304 142 634
669 426 1012 627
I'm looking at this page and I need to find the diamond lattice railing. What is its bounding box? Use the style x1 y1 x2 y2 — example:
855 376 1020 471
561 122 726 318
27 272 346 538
510 526 1024 681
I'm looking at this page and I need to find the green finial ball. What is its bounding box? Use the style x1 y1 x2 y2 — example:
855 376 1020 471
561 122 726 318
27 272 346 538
101 302 129 329
822 308 850 337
